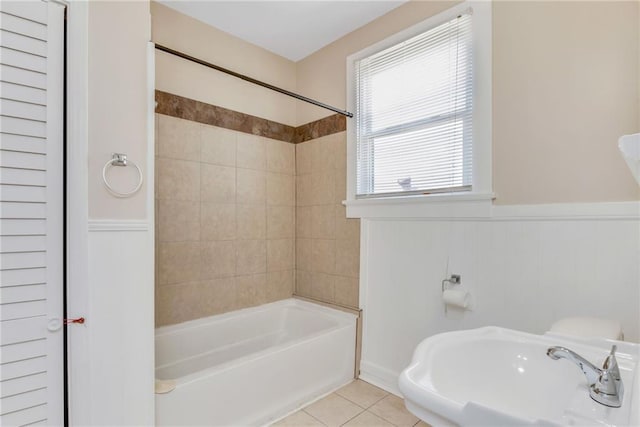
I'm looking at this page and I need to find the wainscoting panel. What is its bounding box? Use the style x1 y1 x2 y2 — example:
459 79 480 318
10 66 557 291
359 204 640 394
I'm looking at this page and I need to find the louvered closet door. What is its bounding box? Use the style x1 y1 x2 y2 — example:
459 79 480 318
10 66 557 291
0 1 65 425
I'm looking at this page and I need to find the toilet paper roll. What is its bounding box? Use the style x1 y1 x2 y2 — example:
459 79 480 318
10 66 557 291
442 289 470 309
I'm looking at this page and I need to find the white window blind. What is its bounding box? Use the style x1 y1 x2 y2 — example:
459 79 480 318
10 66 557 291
355 11 473 198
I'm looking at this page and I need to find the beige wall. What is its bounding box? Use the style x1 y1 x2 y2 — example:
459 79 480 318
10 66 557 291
155 114 295 326
151 2 297 126
492 1 639 204
88 1 150 219
295 0 639 204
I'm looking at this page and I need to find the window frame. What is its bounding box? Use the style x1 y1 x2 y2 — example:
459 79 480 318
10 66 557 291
345 1 492 218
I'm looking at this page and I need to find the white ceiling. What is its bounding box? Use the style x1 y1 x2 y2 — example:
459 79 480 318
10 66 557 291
158 1 407 62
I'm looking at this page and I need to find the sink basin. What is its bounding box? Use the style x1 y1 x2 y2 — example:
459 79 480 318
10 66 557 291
399 327 639 426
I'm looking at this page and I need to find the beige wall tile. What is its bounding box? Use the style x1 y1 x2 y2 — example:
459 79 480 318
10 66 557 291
154 284 171 326
266 270 294 302
237 133 266 170
201 163 235 203
200 277 237 315
236 239 267 274
332 132 347 173
312 205 336 239
237 204 266 240
296 141 313 175
201 202 236 241
157 158 200 201
296 238 313 272
237 168 266 204
158 114 200 162
311 272 335 301
267 206 295 239
154 114 159 154
311 172 335 205
156 116 356 325
267 238 294 272
334 276 359 308
201 124 236 167
158 115 323 326
334 166 347 204
201 240 236 279
312 134 336 173
157 241 201 285
336 238 360 278
157 200 200 242
267 172 295 206
267 139 295 174
296 173 313 206
335 205 359 242
154 201 159 241
312 238 336 274
296 206 313 238
236 274 266 308
156 282 201 326
295 269 313 297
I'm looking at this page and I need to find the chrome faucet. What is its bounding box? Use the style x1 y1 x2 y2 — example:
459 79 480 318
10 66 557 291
547 345 623 408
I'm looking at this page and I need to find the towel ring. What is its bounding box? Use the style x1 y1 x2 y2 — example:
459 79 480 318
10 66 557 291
102 153 143 198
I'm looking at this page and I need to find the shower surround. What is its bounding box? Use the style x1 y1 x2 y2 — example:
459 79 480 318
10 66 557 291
155 112 296 326
154 91 360 326
295 132 360 308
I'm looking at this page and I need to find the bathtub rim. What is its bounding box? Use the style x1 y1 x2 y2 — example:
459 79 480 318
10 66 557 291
155 298 357 386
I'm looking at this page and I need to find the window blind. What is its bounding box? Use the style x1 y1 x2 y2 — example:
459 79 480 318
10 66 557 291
355 11 473 198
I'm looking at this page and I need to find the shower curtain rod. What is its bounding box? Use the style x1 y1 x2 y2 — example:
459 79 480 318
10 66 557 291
154 44 354 118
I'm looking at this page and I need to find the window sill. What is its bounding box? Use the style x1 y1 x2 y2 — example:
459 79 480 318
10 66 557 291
343 192 495 219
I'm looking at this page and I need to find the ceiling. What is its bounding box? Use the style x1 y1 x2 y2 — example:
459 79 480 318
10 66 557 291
157 1 407 62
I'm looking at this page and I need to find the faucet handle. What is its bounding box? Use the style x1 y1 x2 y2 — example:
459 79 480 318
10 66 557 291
603 345 621 382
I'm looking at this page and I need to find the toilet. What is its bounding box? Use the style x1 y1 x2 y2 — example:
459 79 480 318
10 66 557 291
549 317 624 341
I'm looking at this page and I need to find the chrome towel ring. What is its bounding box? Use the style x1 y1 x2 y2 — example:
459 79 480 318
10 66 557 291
102 153 143 198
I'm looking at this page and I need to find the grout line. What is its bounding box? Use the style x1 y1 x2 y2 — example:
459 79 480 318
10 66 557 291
333 381 389 410
337 406 367 427
301 408 329 426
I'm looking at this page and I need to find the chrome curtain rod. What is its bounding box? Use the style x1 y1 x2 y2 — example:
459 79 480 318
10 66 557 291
154 44 353 118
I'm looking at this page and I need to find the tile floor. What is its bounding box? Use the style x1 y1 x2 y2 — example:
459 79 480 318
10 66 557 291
272 380 430 427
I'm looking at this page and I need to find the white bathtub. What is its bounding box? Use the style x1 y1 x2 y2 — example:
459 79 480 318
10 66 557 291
155 298 357 426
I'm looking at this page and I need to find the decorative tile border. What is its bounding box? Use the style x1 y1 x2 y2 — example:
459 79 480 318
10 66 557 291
294 114 346 143
155 90 345 143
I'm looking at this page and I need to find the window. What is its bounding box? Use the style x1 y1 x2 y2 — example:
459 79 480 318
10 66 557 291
354 9 474 199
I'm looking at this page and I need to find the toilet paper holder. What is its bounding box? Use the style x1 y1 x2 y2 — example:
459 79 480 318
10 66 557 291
441 274 461 292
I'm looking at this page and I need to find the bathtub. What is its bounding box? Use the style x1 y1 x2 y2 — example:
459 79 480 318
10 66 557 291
155 298 357 426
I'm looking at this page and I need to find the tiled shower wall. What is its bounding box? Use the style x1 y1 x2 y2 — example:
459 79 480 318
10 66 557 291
295 132 361 308
155 114 295 326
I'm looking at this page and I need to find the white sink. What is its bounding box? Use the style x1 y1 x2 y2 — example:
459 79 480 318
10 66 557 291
399 327 639 426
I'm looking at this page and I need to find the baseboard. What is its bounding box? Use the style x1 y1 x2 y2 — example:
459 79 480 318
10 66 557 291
359 360 402 397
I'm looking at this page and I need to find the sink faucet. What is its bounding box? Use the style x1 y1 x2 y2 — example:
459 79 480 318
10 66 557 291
547 345 624 408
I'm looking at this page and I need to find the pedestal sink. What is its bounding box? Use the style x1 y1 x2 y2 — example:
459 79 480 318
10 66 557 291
398 327 639 426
